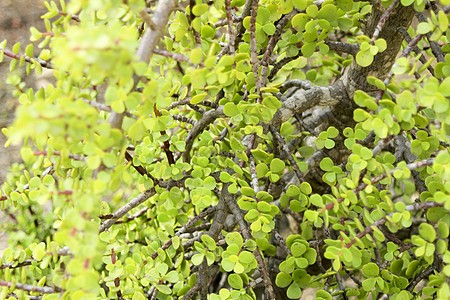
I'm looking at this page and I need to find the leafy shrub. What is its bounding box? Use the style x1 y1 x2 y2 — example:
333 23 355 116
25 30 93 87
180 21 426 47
0 0 449 299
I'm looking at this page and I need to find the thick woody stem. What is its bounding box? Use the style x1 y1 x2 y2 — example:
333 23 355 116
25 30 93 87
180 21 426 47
370 0 400 44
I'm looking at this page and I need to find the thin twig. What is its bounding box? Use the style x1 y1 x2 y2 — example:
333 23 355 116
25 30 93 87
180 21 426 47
33 150 86 162
268 53 302 81
183 106 225 163
345 201 443 248
320 155 439 213
415 12 445 63
99 189 156 232
0 280 63 294
58 11 80 22
397 27 435 76
171 114 196 125
0 48 53 69
270 125 304 182
260 9 299 87
151 206 217 259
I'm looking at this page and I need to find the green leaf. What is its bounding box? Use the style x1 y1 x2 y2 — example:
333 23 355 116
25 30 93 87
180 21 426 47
238 251 254 264
224 102 240 117
191 93 207 104
417 22 433 34
132 292 146 300
201 25 216 39
291 242 307 257
190 47 203 64
362 277 376 291
220 172 232 183
356 50 374 67
156 285 172 294
270 158 286 173
276 272 293 288
301 42 316 58
317 4 338 22
320 157 334 171
299 146 314 157
316 290 332 300
12 42 20 55
292 0 307 9
362 262 379 277
306 5 318 17
228 274 243 289
192 4 209 16
202 235 217 250
191 253 204 265
300 182 312 195
292 13 309 31
374 38 387 52
226 232 244 247
25 44 34 57
287 282 302 299
419 223 436 242
262 23 276 35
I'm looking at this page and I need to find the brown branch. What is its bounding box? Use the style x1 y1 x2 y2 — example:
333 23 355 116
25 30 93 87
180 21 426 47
0 260 37 270
171 114 196 125
415 12 445 62
268 52 302 81
326 41 359 55
99 189 156 232
234 0 255 47
225 0 235 55
248 154 259 194
153 49 204 67
0 48 53 69
0 280 63 294
153 106 175 165
260 9 298 87
151 206 217 260
139 10 157 30
58 11 80 22
33 150 86 162
407 253 441 293
397 27 435 76
280 79 314 93
269 125 305 182
108 0 178 130
180 282 201 300
189 0 202 45
345 201 443 248
183 106 225 162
